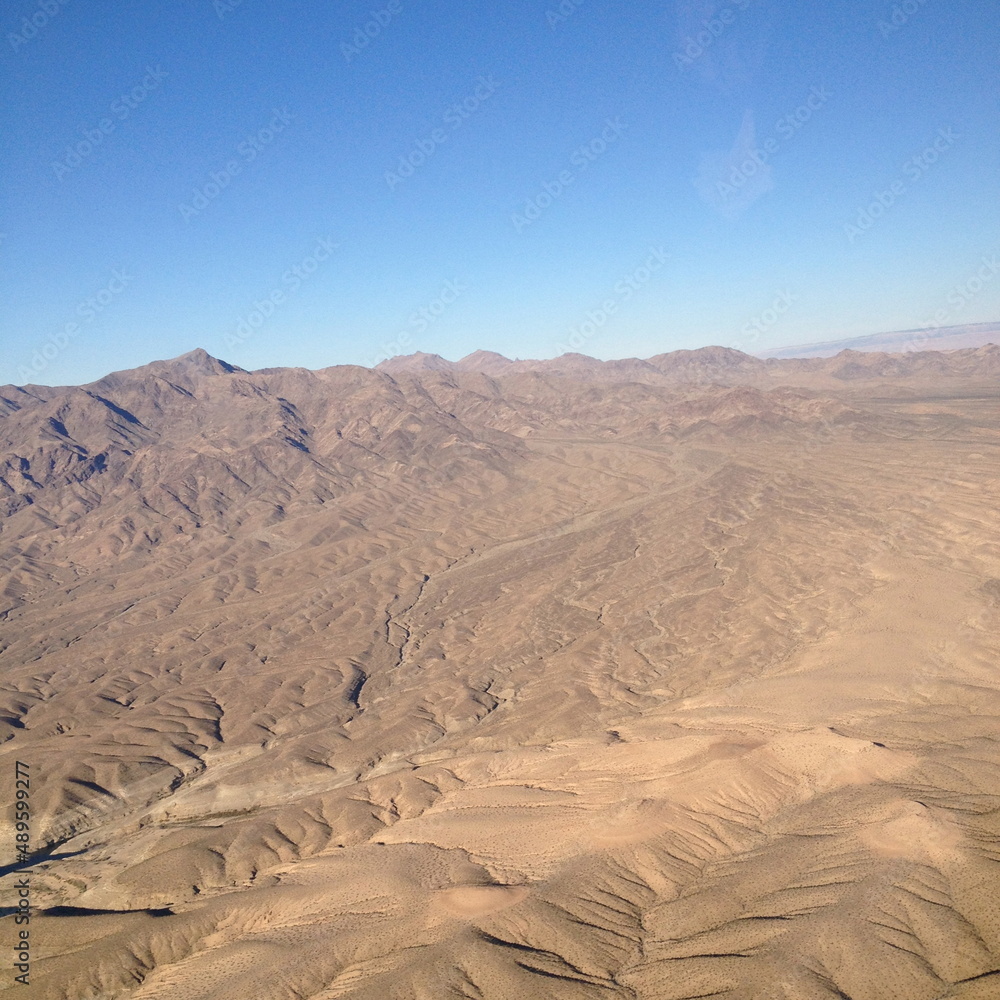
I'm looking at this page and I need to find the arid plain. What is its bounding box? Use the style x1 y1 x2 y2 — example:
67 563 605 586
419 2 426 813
2 344 999 999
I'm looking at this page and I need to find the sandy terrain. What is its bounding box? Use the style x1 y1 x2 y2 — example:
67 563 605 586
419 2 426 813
1 344 998 998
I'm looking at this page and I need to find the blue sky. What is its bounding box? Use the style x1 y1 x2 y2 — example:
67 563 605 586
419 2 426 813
2 0 998 384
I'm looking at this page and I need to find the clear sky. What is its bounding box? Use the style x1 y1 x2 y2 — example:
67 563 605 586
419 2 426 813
2 0 998 384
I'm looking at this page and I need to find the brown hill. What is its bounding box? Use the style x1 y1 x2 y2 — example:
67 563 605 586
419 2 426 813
377 342 1000 390
2 347 999 999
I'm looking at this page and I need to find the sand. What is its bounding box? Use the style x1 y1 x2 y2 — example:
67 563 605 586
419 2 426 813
1 344 998 998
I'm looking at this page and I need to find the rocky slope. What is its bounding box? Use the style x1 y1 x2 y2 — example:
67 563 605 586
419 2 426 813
1 345 999 999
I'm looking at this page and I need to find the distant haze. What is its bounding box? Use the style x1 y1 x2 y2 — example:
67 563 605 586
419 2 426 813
756 320 1000 359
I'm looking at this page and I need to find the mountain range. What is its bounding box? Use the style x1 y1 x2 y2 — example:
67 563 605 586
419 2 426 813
2 343 999 999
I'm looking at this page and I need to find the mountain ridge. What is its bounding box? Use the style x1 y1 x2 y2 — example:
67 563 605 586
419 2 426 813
1 339 998 999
